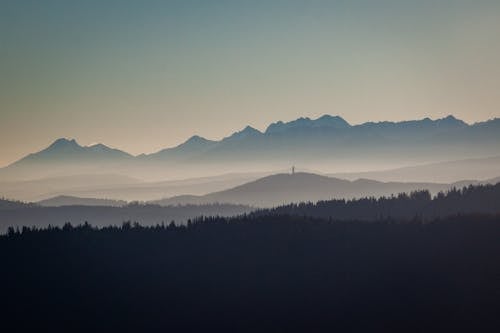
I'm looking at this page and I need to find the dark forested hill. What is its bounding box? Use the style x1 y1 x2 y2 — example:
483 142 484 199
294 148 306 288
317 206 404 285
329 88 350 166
0 198 36 210
0 203 252 233
252 182 500 220
1 214 499 331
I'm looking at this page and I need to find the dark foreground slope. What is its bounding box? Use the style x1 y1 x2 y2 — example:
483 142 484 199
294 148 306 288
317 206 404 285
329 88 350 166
2 215 500 332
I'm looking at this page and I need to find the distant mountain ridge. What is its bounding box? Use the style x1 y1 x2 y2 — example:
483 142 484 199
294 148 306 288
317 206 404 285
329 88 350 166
265 115 351 134
330 156 500 183
2 115 500 181
37 195 127 207
146 114 490 161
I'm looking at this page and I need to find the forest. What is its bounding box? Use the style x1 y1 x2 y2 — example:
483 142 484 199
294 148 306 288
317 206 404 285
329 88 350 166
252 183 500 220
2 203 500 330
0 201 253 233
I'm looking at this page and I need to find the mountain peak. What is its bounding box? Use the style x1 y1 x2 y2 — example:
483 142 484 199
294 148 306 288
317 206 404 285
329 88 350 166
265 114 350 134
6 137 133 169
43 138 83 153
49 138 80 148
222 126 262 142
175 135 216 150
185 135 211 144
242 125 260 133
86 143 127 154
435 115 467 127
234 126 260 135
88 143 108 149
315 115 350 127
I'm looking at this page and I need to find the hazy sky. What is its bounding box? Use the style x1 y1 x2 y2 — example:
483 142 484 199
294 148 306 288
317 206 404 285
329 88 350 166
1 0 500 166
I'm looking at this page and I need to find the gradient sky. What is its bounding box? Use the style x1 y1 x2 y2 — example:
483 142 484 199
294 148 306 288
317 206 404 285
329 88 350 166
1 0 500 166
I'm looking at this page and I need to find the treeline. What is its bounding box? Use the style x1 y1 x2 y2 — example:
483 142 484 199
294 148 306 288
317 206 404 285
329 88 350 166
251 183 500 220
1 213 500 331
0 197 36 210
0 202 253 233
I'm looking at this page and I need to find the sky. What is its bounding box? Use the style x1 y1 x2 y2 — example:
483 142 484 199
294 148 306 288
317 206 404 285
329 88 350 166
1 0 500 167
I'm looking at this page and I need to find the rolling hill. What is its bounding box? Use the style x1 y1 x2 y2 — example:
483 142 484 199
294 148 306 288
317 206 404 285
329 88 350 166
152 172 472 207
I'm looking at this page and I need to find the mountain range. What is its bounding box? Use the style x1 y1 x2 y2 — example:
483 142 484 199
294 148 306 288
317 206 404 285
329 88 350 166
1 115 500 181
141 115 500 171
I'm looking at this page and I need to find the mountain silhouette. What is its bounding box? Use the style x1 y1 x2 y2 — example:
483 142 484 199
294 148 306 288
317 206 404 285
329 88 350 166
15 138 132 163
265 115 350 134
146 135 217 161
0 139 133 180
2 115 500 181
171 115 496 172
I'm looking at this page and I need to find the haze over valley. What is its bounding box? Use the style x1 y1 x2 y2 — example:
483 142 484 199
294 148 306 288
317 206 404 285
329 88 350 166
1 114 500 204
